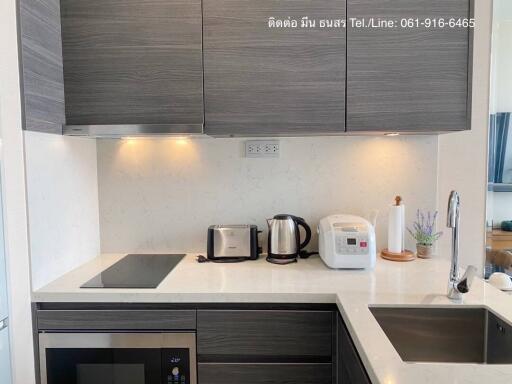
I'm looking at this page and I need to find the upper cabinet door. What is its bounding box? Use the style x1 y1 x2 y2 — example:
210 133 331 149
203 0 346 136
19 0 66 134
347 0 471 133
61 0 203 129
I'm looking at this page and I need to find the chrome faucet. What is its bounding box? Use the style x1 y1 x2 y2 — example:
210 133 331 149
447 191 477 300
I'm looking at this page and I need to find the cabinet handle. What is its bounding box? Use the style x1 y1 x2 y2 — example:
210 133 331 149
497 323 506 334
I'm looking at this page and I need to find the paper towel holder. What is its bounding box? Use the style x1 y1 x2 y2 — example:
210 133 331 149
381 195 415 262
380 248 415 262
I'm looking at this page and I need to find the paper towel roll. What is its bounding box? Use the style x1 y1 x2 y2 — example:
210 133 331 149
401 203 405 251
388 205 403 253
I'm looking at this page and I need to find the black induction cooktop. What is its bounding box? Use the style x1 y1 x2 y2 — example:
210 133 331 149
81 254 185 288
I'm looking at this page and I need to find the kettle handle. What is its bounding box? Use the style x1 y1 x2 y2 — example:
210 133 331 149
295 217 312 250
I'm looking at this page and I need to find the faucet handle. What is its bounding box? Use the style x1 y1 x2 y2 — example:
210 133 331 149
457 265 477 293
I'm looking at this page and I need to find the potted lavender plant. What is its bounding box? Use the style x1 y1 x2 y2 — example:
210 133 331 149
407 210 442 259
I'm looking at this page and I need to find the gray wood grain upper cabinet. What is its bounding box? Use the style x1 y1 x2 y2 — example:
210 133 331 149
60 0 203 129
203 0 346 136
347 0 471 133
19 0 66 134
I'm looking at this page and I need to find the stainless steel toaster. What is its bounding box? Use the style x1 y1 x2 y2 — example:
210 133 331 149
207 225 261 261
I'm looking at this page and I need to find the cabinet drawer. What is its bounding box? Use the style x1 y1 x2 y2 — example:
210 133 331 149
37 310 196 330
197 310 333 360
198 363 333 384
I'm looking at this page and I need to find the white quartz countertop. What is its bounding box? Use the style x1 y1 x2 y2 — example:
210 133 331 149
34 254 512 384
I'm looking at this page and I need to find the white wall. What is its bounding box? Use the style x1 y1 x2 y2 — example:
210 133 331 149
490 0 512 113
0 0 36 382
437 0 493 274
24 132 100 290
98 136 438 254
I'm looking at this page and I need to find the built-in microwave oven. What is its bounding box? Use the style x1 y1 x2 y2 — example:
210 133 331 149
38 332 196 384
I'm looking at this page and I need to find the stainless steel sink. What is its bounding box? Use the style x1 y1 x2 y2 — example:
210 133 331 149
370 307 512 364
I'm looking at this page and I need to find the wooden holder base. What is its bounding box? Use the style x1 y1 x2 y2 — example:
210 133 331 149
380 249 415 262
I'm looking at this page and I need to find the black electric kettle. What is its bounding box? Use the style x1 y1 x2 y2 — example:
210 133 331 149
266 214 312 264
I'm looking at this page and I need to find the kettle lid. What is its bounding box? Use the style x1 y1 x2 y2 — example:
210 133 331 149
274 214 296 220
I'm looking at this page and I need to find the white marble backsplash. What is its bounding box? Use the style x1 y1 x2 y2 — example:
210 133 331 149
97 135 438 254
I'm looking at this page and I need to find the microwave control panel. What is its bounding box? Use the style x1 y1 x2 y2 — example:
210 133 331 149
162 349 190 384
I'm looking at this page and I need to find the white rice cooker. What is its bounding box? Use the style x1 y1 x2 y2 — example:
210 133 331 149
318 214 376 269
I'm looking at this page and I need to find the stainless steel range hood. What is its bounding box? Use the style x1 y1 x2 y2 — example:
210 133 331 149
63 124 205 138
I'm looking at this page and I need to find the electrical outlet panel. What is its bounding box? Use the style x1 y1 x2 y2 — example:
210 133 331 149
245 140 280 158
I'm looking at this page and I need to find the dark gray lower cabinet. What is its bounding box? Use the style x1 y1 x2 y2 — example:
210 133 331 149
197 310 333 360
198 363 333 384
36 309 196 330
33 304 371 384
337 314 371 384
197 309 336 384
